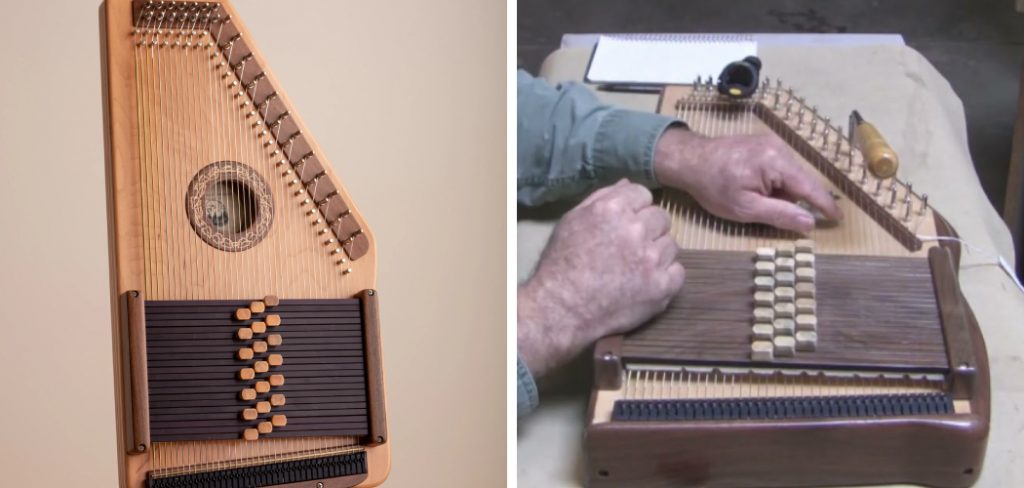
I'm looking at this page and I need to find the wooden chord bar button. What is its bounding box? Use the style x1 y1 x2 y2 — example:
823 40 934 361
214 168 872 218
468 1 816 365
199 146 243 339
775 271 795 286
796 268 816 283
777 242 795 257
773 335 796 357
236 328 253 340
252 340 268 354
751 340 774 361
795 253 815 267
795 239 815 253
237 348 254 361
773 318 795 336
795 330 818 351
256 401 271 414
751 323 774 340
255 381 271 393
268 354 283 366
796 298 817 315
774 257 795 272
234 308 252 321
755 261 776 276
258 421 273 434
240 388 257 401
264 295 280 307
266 314 281 327
271 414 288 427
270 393 286 406
755 247 776 260
774 286 795 302
254 361 270 373
239 368 255 381
754 291 775 307
251 321 267 334
774 302 795 319
796 314 818 331
243 428 259 441
267 333 283 347
795 282 816 298
754 276 775 291
250 301 266 314
241 408 258 421
269 374 285 386
753 307 774 323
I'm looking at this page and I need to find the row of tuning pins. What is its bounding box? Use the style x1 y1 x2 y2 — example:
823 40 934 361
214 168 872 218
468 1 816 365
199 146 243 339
756 77 930 223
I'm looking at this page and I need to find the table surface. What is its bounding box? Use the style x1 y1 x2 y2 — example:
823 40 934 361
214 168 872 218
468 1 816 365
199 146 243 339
0 1 505 487
517 45 1024 488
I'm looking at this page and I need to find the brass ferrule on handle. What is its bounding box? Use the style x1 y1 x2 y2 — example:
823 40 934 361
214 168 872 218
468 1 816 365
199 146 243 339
852 110 899 179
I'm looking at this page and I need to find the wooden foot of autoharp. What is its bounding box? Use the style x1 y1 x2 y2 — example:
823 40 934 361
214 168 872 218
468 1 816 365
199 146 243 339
584 82 989 487
104 1 388 486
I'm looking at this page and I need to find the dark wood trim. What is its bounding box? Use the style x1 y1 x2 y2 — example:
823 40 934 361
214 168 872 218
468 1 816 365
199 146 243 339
124 291 150 453
358 290 387 445
928 247 978 400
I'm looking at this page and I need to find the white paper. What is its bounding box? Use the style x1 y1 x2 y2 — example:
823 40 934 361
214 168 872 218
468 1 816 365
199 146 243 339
586 35 759 85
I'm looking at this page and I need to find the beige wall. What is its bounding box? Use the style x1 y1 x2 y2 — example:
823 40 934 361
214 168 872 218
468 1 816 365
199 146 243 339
0 0 506 486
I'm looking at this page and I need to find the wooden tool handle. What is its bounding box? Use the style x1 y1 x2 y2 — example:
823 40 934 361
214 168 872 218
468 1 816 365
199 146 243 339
857 122 899 179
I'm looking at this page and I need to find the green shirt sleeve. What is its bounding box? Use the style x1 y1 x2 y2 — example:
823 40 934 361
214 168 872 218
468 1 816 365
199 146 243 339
517 69 682 206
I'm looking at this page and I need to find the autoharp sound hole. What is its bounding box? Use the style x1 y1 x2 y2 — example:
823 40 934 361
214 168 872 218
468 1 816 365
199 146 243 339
187 161 274 252
205 179 257 233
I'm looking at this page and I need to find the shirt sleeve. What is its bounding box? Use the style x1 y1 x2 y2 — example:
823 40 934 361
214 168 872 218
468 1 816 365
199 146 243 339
517 353 540 417
517 70 682 206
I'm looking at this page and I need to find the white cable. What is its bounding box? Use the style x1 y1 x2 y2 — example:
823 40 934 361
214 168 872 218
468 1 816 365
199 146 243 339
917 235 1024 295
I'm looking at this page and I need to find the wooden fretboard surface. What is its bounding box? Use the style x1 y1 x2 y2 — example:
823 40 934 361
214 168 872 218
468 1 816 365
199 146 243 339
622 250 949 372
146 299 369 441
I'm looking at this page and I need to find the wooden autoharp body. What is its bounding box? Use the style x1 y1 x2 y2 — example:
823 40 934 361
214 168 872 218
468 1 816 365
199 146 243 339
104 1 388 486
584 83 990 487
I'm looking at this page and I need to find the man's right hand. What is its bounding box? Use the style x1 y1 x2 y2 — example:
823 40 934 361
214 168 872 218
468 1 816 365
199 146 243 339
518 179 685 377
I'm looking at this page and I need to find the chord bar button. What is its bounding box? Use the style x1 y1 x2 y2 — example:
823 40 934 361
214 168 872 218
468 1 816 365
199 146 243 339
237 348 254 361
751 340 774 361
751 324 774 340
251 321 267 334
239 368 255 381
773 335 796 357
236 327 253 340
267 333 283 347
240 388 257 401
796 330 818 351
249 301 266 314
243 428 259 441
257 421 273 434
270 394 286 406
266 314 281 327
268 354 284 367
241 408 258 421
263 295 280 307
234 308 252 321
271 414 288 427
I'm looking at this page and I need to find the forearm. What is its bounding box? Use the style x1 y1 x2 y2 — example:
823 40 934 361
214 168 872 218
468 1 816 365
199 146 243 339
516 70 681 206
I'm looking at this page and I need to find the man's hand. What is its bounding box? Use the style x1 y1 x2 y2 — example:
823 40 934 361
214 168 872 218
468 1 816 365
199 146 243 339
518 180 685 377
654 129 842 233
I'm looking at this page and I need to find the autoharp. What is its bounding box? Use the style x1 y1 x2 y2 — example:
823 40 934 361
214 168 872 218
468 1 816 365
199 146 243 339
104 1 388 487
584 81 989 487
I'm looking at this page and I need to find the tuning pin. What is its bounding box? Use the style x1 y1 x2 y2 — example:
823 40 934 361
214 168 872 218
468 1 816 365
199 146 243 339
874 179 883 196
906 182 913 196
903 194 913 221
889 185 898 209
919 193 929 215
785 101 794 119
809 118 817 137
773 91 781 110
776 78 783 90
861 165 869 185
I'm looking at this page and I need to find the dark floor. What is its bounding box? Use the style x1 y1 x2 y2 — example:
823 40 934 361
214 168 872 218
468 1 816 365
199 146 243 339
518 0 1024 218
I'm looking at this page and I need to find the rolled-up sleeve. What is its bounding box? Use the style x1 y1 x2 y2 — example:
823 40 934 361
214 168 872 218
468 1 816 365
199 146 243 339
517 70 681 206
517 354 540 417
